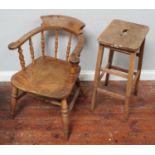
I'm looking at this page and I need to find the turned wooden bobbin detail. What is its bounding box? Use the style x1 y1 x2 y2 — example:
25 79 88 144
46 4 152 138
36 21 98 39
91 19 149 120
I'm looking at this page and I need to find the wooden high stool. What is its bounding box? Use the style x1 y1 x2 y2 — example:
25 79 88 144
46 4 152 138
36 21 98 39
91 19 149 119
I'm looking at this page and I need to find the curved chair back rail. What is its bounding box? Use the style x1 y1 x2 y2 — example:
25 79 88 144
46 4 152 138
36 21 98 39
41 15 85 35
8 15 85 70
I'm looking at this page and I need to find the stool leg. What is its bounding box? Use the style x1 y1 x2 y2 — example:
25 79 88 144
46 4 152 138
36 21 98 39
134 40 145 95
10 85 18 118
124 53 136 120
91 45 104 110
105 49 114 86
61 99 70 139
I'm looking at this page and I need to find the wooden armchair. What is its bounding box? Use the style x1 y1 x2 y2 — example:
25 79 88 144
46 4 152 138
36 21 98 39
8 15 85 139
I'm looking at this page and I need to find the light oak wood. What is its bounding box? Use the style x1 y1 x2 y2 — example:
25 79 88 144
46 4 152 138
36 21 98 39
101 68 128 79
105 49 114 86
8 15 85 139
99 64 108 80
11 56 80 98
61 99 69 139
54 30 58 58
97 88 125 100
69 87 80 112
41 15 85 35
66 33 72 61
134 40 145 95
10 85 18 117
18 46 25 71
41 31 45 59
91 45 104 110
133 71 140 87
111 65 136 75
92 19 149 120
98 19 149 52
124 53 136 120
29 38 35 64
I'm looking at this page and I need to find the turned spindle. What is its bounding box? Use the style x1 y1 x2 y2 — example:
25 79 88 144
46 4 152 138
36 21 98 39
18 46 25 70
54 31 58 58
41 31 45 59
29 38 35 64
66 33 72 61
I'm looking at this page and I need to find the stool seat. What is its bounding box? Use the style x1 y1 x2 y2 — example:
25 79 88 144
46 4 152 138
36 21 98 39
98 19 149 52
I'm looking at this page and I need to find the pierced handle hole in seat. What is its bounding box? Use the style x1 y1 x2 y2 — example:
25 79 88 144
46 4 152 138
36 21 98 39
120 29 128 36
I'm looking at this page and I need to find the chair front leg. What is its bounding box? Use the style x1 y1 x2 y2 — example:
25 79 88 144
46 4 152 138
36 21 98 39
61 99 70 139
11 85 18 118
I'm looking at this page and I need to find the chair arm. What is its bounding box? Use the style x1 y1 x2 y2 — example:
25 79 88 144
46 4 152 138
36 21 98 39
8 27 42 50
69 34 85 64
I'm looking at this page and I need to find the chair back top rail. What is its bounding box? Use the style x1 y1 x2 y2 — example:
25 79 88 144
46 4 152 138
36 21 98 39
9 15 85 50
8 15 85 68
41 15 85 35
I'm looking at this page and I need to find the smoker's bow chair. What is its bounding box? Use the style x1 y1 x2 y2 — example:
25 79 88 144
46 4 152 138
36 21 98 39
8 15 85 139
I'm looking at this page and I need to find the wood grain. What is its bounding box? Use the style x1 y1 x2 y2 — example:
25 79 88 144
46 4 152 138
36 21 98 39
66 33 72 61
54 31 58 58
98 19 149 52
11 56 80 99
18 46 25 70
29 38 35 64
0 81 155 144
41 31 45 59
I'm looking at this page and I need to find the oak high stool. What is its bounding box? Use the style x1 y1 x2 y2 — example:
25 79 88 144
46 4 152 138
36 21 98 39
91 19 149 120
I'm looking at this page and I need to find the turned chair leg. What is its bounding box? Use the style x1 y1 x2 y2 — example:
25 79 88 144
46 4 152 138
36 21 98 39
124 53 136 120
105 49 114 86
134 40 145 96
10 85 18 118
91 45 104 110
61 99 70 139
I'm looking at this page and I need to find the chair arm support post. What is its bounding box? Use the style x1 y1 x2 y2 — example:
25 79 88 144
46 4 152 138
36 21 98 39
69 34 85 64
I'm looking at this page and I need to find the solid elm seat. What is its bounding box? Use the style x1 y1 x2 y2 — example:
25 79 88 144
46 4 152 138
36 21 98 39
11 56 80 99
91 19 149 120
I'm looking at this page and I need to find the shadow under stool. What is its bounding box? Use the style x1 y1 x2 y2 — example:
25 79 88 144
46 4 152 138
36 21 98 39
91 19 149 120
